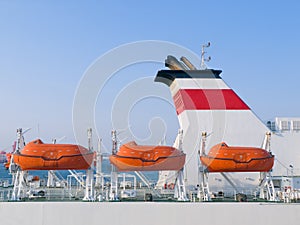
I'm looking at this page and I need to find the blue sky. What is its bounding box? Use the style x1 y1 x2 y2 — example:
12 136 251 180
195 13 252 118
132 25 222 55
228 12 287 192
0 1 300 151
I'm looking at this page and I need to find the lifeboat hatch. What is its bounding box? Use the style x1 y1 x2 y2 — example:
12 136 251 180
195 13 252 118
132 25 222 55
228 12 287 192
233 153 247 163
43 151 58 160
142 152 154 161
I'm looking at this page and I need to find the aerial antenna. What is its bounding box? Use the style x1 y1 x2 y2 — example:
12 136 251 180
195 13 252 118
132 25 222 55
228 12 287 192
200 42 211 69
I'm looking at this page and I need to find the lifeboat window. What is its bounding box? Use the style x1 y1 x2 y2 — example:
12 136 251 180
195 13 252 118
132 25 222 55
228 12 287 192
221 143 227 147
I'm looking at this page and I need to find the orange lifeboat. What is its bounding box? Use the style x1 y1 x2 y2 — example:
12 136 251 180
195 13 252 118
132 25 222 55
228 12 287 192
13 139 95 170
109 141 186 171
200 142 274 173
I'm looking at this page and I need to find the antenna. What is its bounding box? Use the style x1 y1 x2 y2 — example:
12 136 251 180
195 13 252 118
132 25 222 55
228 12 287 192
200 42 211 69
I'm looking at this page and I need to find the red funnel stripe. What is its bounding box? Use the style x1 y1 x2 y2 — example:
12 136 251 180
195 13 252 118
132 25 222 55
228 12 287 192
173 89 250 114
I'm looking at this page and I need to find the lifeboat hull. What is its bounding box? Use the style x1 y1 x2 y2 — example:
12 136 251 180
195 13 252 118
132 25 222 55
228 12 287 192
109 141 186 171
13 139 95 170
14 152 95 170
200 143 275 173
110 154 186 171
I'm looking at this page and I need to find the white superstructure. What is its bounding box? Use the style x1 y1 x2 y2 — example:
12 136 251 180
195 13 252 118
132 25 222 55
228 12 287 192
268 118 300 178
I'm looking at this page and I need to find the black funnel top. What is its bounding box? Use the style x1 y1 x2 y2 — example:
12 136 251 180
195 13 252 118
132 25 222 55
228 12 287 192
155 69 222 86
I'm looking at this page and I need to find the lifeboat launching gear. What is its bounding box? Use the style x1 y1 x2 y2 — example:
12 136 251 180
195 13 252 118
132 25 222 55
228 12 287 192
258 132 276 201
200 134 274 173
11 128 28 201
198 132 276 201
11 128 96 201
109 130 162 200
109 130 119 201
83 128 95 201
197 132 211 202
173 129 188 201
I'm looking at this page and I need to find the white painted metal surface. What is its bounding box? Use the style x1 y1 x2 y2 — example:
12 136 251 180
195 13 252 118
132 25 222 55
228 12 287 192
0 202 299 225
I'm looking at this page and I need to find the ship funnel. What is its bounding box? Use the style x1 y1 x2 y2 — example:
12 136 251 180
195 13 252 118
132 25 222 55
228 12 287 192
180 56 197 70
165 55 186 70
155 64 269 186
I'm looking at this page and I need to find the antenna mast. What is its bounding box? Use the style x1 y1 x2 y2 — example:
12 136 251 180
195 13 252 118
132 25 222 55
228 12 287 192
200 42 211 69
